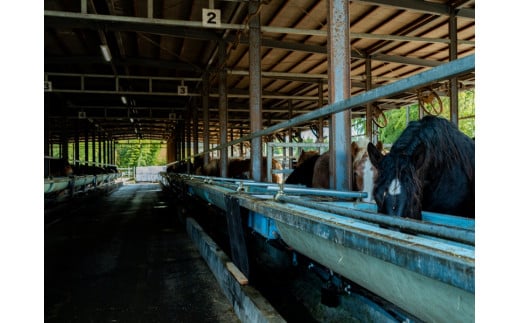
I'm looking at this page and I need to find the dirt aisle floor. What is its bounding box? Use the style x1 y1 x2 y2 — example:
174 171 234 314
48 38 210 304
45 183 240 323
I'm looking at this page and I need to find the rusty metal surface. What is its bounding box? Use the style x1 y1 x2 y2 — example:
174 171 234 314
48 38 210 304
249 0 263 182
44 0 474 143
328 0 352 191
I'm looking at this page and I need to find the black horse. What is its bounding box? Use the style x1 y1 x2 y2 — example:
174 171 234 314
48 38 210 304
285 154 321 187
367 116 475 220
167 156 204 174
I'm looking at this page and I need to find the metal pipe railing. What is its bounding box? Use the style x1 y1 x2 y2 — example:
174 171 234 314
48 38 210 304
175 174 473 244
276 194 474 245
169 54 475 164
269 186 367 200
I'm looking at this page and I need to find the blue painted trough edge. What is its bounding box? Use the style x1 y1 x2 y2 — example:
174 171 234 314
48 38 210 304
176 175 474 323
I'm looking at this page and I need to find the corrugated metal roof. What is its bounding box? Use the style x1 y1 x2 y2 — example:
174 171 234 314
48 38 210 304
44 0 475 143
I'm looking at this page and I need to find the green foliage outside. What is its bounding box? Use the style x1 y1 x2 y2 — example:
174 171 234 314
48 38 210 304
116 140 167 167
54 91 474 165
272 90 474 156
377 89 475 144
51 140 167 167
351 89 475 144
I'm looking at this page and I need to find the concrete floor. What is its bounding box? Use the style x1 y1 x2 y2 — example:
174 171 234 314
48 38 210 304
45 183 240 323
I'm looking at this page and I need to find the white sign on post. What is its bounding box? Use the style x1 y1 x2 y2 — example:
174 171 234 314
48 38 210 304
202 8 221 28
44 81 52 92
177 85 188 96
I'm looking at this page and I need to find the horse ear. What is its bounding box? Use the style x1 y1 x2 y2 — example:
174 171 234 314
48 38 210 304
351 141 360 157
412 143 426 169
376 141 384 152
367 142 383 168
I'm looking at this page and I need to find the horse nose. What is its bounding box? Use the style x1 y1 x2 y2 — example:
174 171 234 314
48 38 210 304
385 199 405 217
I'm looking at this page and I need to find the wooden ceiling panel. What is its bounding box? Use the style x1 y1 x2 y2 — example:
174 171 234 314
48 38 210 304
44 0 475 142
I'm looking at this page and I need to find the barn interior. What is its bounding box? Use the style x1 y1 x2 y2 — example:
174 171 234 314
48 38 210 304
44 0 475 157
40 1 481 323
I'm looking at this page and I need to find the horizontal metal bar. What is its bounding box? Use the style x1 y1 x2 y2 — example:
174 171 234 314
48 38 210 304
266 142 329 148
269 186 368 200
175 176 474 294
277 195 474 245
44 10 325 37
185 174 256 184
352 32 474 46
371 53 442 67
354 0 474 19
262 25 326 37
49 89 320 101
209 54 474 152
46 72 202 82
45 10 475 40
228 69 328 79
49 70 399 84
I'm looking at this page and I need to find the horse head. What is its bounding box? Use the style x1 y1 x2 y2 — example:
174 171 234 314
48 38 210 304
296 149 320 167
352 138 384 202
352 151 377 202
286 154 320 187
368 141 425 219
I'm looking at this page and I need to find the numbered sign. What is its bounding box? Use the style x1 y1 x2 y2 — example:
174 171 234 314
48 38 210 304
44 81 52 92
177 85 188 96
202 8 221 28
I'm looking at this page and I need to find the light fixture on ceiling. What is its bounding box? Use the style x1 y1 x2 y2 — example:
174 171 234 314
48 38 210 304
100 44 112 62
121 96 127 104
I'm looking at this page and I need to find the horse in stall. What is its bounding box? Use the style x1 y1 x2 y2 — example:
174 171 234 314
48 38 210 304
311 139 383 197
285 153 321 187
367 116 475 219
46 158 74 178
285 138 383 202
295 149 320 167
351 137 382 202
199 157 283 183
167 156 204 174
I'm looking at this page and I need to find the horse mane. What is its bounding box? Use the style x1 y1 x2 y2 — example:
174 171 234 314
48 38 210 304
391 116 474 179
285 154 320 187
296 149 320 167
382 116 475 217
352 137 370 165
352 136 387 162
312 151 330 188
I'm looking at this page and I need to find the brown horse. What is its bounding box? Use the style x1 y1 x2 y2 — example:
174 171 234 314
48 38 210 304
351 138 387 202
311 139 374 189
310 138 386 202
311 151 330 189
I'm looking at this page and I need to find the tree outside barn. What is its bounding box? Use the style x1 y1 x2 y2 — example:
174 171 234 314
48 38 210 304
55 90 474 167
